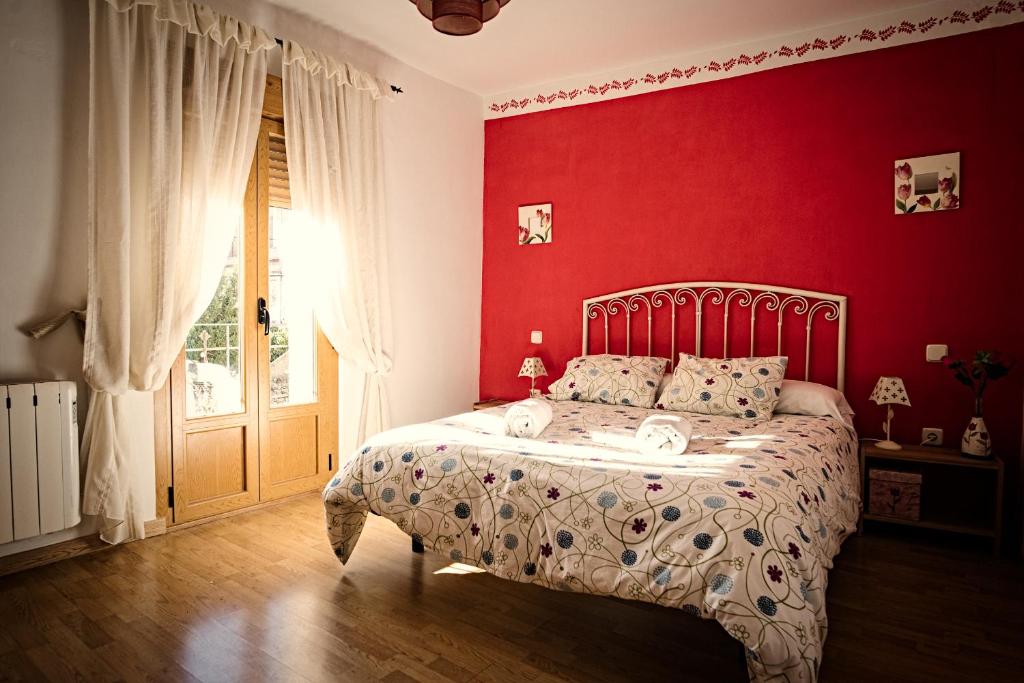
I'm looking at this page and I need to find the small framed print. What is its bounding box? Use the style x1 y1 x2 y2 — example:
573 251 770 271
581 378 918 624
518 203 552 245
895 152 960 214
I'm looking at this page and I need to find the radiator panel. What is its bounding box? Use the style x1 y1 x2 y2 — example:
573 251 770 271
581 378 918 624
1 381 81 544
35 383 64 535
59 382 80 529
8 384 40 541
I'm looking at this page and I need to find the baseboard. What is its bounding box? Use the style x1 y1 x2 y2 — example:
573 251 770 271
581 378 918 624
165 489 318 532
145 517 167 537
0 517 167 578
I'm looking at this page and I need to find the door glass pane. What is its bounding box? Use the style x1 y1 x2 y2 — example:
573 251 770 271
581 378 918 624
185 224 244 418
269 207 317 407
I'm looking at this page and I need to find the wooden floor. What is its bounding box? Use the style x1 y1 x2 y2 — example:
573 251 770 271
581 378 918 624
1 494 1021 683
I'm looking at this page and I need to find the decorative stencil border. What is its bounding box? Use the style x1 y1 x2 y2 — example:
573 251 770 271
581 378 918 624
485 0 1024 119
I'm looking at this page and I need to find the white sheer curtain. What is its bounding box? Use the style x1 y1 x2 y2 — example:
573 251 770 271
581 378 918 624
84 0 272 543
281 41 394 455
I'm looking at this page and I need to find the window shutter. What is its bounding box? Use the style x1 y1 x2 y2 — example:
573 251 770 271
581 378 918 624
268 134 291 209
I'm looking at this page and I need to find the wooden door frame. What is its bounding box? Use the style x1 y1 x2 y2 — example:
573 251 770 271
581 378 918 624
154 75 337 527
154 381 172 525
154 75 282 528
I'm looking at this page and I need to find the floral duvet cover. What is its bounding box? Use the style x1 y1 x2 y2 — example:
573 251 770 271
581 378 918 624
323 401 860 682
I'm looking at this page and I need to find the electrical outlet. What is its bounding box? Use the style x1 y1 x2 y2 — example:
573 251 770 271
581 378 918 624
921 428 943 446
925 344 948 363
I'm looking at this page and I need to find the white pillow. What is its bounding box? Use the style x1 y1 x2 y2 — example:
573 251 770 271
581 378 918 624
774 379 855 428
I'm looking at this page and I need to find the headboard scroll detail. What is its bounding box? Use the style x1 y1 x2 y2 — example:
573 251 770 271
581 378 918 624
583 281 847 392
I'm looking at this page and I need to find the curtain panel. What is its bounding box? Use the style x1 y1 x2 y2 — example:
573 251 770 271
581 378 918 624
281 40 394 455
84 0 272 543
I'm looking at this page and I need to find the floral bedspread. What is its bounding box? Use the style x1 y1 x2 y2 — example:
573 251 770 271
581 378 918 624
323 401 860 682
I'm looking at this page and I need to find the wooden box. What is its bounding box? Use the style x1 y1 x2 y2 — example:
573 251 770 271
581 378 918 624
868 469 922 521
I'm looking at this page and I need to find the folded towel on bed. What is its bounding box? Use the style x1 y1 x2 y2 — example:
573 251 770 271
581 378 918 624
636 414 693 454
504 399 553 439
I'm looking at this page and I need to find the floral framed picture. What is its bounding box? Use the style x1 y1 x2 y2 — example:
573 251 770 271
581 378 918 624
518 203 552 245
895 152 960 214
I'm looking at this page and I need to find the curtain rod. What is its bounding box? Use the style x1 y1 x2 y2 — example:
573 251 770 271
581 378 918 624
273 37 403 94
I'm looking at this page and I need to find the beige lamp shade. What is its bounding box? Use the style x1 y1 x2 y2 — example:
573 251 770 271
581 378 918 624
869 376 911 406
518 357 547 379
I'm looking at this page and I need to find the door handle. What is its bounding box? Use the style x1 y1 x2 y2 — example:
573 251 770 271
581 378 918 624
257 297 270 336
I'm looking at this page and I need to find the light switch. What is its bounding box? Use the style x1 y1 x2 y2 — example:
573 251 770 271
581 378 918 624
926 344 948 363
530 330 543 344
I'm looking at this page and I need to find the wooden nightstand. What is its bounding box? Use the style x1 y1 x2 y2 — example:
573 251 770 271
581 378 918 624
858 442 1004 555
473 399 512 411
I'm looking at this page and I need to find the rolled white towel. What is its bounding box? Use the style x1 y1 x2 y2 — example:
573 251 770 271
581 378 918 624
636 414 693 455
504 399 553 439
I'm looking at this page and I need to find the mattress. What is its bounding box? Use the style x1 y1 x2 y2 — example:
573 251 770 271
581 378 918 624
323 400 860 682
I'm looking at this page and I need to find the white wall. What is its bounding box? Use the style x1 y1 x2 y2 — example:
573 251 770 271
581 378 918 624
0 0 101 556
0 0 483 556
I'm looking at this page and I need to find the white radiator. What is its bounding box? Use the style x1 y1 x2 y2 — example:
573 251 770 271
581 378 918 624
0 381 81 543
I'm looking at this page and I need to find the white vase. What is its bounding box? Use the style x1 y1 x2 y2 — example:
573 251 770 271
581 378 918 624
961 416 992 458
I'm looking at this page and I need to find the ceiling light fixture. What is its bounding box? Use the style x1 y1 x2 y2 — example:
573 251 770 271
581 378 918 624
410 0 511 36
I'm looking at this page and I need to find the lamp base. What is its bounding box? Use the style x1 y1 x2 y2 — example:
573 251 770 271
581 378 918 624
529 388 541 399
876 439 902 450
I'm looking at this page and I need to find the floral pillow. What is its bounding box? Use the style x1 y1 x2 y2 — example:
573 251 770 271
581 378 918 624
547 354 669 408
659 354 788 419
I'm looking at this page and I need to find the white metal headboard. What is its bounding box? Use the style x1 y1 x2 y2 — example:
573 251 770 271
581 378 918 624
582 281 847 392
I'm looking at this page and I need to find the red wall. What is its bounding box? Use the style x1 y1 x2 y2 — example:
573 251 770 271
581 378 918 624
481 25 1024 460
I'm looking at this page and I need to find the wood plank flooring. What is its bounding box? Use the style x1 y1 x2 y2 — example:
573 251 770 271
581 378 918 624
1 493 1021 682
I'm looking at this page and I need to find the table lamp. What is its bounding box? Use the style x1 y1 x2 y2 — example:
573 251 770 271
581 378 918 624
869 376 911 450
518 357 547 398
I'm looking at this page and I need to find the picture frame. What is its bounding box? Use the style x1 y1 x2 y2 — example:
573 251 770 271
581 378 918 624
518 203 552 244
895 152 960 214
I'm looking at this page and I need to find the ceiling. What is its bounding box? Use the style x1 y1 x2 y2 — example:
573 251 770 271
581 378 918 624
266 0 929 95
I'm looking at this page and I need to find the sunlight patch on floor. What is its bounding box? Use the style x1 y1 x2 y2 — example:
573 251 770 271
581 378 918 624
434 562 487 575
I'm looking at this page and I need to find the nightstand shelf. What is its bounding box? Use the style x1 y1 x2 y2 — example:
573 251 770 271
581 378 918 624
858 442 1004 555
862 446 1002 470
860 513 996 538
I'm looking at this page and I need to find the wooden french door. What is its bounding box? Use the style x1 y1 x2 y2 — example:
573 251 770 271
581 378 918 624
166 107 338 524
256 118 339 503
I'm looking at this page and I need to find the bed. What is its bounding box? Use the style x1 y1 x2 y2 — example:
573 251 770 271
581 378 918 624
323 282 860 682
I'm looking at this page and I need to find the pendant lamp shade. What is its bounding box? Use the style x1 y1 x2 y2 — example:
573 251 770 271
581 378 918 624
411 0 511 36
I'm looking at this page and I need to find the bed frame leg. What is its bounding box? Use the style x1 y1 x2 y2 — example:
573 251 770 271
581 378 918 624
411 536 424 553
